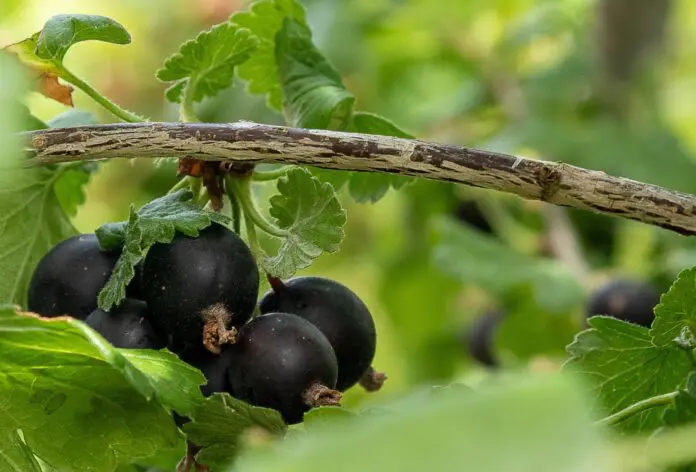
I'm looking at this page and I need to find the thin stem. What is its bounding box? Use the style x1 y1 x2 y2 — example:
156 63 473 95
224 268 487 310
196 186 210 208
56 66 144 123
231 177 287 238
168 176 192 194
243 203 262 257
180 77 199 123
224 177 242 234
188 178 202 204
595 392 677 427
252 165 295 181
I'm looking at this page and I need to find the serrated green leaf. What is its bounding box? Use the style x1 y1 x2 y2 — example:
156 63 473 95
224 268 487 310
184 394 286 470
121 349 206 417
565 316 692 432
664 373 696 427
96 191 230 310
233 373 608 472
0 306 201 471
262 168 346 278
98 209 144 311
53 167 91 217
35 14 130 64
157 23 258 103
275 18 354 129
433 218 583 311
0 428 42 472
231 0 307 110
651 267 696 347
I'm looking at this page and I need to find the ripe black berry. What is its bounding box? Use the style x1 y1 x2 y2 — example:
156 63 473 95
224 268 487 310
227 312 340 424
463 310 504 368
586 279 660 328
259 276 377 392
181 348 234 398
453 199 493 234
85 298 163 349
28 234 120 320
141 223 259 355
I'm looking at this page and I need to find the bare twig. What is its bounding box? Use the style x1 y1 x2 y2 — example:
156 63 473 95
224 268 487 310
23 122 696 235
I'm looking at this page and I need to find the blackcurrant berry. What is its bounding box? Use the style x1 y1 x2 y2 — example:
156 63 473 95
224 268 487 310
85 298 163 349
586 279 660 328
453 199 493 234
181 348 234 398
141 223 259 355
259 276 377 392
463 310 504 368
227 312 340 424
28 234 120 320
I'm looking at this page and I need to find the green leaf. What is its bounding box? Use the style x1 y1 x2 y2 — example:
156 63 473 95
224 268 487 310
275 18 354 129
96 190 230 310
157 23 258 103
664 373 696 427
302 407 357 430
651 267 696 347
433 218 583 311
184 394 286 470
351 112 414 139
46 108 98 128
35 14 131 64
16 102 48 131
565 316 692 433
233 373 609 472
0 167 78 306
566 267 696 433
262 168 346 278
0 428 42 472
0 306 199 471
231 0 307 110
121 349 206 417
53 167 92 217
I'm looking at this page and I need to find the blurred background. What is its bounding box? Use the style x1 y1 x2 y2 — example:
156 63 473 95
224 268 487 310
3 0 696 410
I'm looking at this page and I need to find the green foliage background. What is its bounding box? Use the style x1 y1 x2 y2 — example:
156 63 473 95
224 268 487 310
4 0 696 401
4 1 696 470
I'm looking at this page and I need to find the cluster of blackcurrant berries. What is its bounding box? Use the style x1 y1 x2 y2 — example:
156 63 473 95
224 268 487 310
464 279 662 367
27 223 382 424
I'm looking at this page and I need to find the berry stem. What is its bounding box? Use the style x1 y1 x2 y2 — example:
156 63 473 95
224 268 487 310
228 177 288 238
252 165 295 181
303 382 342 407
224 179 242 234
595 391 678 427
168 176 193 194
56 65 145 123
201 304 237 354
359 366 388 392
266 274 285 291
